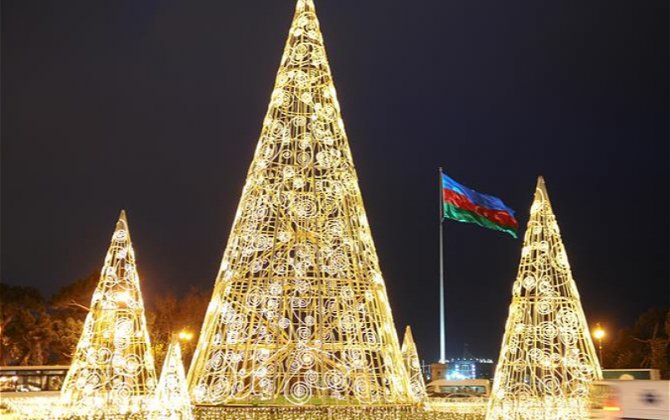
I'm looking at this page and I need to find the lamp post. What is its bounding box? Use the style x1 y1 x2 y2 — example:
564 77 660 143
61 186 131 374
593 323 606 366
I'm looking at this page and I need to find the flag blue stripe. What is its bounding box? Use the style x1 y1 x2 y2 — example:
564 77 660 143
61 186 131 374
441 172 515 215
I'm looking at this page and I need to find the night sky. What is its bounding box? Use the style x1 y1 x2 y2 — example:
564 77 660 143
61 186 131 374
2 0 668 362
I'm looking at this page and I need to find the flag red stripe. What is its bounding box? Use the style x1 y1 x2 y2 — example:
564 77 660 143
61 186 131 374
443 189 518 229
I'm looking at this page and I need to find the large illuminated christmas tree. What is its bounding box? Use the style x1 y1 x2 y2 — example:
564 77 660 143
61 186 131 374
401 326 427 402
61 210 157 416
187 0 412 406
487 177 602 419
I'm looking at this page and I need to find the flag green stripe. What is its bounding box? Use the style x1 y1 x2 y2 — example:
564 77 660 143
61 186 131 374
443 202 517 238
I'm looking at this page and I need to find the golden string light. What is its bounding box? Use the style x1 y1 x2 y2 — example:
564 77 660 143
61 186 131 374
187 0 413 407
487 177 602 419
60 210 157 417
190 406 465 420
150 340 194 420
401 326 428 402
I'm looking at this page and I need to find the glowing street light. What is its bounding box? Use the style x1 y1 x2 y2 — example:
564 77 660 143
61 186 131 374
177 330 193 342
593 323 606 365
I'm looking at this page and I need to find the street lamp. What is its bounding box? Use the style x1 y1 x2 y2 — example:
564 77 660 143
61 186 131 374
177 329 194 342
593 323 606 366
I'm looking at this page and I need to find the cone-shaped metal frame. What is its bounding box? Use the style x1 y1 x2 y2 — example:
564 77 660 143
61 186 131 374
61 210 157 416
487 178 602 419
187 0 412 406
401 326 427 402
150 340 194 420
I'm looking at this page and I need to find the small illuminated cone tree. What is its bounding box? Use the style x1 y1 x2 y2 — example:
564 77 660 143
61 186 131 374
401 326 427 402
61 210 157 416
187 0 413 406
487 177 602 420
150 341 193 420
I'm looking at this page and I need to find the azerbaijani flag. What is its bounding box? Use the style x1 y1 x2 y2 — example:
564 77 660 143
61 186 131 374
441 171 518 238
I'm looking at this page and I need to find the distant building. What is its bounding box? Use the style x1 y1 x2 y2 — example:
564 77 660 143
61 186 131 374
445 358 494 380
424 358 494 382
423 344 496 382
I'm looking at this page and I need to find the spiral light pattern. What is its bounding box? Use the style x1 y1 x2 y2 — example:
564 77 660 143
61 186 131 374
401 326 427 402
149 341 193 419
60 211 157 416
186 0 412 407
487 177 602 419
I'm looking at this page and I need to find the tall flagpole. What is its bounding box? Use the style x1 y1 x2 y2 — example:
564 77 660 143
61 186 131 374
438 167 446 363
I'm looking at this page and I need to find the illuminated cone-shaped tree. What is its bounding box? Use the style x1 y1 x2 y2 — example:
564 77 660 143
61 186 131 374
150 340 193 420
487 177 602 419
187 0 412 406
401 326 427 402
61 210 157 416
